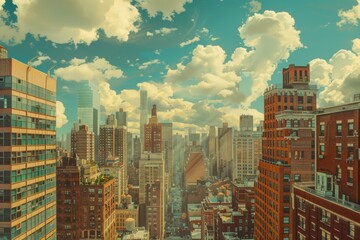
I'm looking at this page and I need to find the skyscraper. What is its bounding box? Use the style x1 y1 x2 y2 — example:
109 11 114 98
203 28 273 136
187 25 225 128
239 114 253 132
0 51 57 239
144 104 162 153
254 64 317 240
140 90 148 149
218 122 233 179
208 126 218 177
71 124 95 162
116 108 127 127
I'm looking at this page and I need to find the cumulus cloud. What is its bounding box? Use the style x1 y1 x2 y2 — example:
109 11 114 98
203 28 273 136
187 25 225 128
147 27 178 37
310 39 360 106
54 57 123 84
180 36 200 47
139 59 161 70
337 0 360 27
32 55 52 67
166 11 302 106
1 0 140 45
136 0 192 20
56 101 68 128
0 3 25 45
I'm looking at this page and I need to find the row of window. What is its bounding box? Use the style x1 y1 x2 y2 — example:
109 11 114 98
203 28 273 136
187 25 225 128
0 165 56 184
0 114 55 130
0 76 56 102
0 132 56 146
0 149 56 165
320 121 355 136
0 95 56 116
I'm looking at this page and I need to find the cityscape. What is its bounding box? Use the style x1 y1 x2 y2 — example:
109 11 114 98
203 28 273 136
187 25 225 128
0 0 360 240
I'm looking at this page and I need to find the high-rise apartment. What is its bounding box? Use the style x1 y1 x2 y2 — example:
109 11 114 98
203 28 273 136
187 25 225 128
218 122 233 179
57 156 116 240
233 116 262 180
71 124 95 162
292 100 360 239
254 64 317 240
0 51 57 239
140 90 148 148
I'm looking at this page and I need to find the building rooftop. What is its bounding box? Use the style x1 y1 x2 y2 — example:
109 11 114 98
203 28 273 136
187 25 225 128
120 227 149 240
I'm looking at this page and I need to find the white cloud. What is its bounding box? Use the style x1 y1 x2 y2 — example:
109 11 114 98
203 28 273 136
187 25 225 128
56 101 68 128
228 10 303 105
136 0 192 20
179 36 200 47
1 0 141 45
200 28 209 34
54 57 123 84
32 55 51 67
147 27 178 37
0 6 25 45
139 59 161 70
337 0 360 27
249 0 262 13
310 39 360 107
352 38 360 55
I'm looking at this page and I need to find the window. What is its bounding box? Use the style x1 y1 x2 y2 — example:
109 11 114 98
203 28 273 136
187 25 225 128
321 229 331 240
294 174 301 182
348 222 355 237
298 96 304 104
298 215 306 230
336 123 342 136
320 124 325 136
283 217 289 224
347 168 354 184
348 145 354 161
320 144 325 155
337 165 342 179
283 227 289 234
307 96 312 104
321 209 330 225
348 122 354 136
336 145 342 159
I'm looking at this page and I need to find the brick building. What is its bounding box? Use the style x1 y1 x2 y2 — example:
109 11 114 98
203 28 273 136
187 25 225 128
57 156 117 240
292 100 360 239
254 64 317 240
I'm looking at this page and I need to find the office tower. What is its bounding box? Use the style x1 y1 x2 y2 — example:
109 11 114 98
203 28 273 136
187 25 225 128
140 90 148 148
0 52 57 239
71 124 95 162
146 181 163 239
116 108 127 127
139 152 165 239
57 156 116 240
106 114 117 126
173 133 186 187
77 80 100 162
233 116 262 180
160 122 173 183
208 126 218 177
239 114 253 131
144 104 162 153
218 122 233 179
292 100 360 239
133 135 141 168
254 64 317 240
127 132 133 164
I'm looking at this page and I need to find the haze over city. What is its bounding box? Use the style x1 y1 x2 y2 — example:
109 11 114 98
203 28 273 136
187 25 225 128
0 0 360 240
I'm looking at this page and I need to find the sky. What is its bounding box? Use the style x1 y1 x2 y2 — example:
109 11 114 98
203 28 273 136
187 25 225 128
0 0 360 137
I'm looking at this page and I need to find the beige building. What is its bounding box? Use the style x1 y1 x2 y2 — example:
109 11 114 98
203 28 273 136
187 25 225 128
0 51 57 239
218 122 233 179
71 124 95 162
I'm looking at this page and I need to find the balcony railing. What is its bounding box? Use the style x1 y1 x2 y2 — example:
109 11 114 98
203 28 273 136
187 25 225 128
294 182 360 213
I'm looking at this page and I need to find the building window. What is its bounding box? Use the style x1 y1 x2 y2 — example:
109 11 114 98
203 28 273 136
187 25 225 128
298 96 304 104
337 165 342 179
298 215 306 230
283 217 289 224
347 168 354 184
336 123 342 136
319 144 325 156
321 209 330 225
348 122 354 136
336 145 342 159
321 229 331 240
348 145 354 161
294 174 301 182
320 124 325 136
307 96 312 104
283 227 289 234
348 222 355 237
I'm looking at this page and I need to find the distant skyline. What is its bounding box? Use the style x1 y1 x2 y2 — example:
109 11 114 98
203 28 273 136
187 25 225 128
1 0 360 136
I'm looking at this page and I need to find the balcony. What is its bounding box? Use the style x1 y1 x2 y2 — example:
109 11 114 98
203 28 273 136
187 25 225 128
294 182 360 213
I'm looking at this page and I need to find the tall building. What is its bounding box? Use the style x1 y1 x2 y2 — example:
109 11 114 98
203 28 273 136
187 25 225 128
57 156 117 240
140 90 148 149
239 115 254 132
208 126 218 177
173 133 186 187
71 124 95 162
292 100 360 240
133 135 141 168
139 152 165 239
0 52 57 239
161 122 173 184
116 108 127 127
233 116 262 180
218 122 233 179
127 132 133 165
254 64 317 240
0 45 8 59
77 80 100 162
144 104 162 153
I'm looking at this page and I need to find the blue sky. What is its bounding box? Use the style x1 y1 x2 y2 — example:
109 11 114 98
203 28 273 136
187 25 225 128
1 0 360 136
